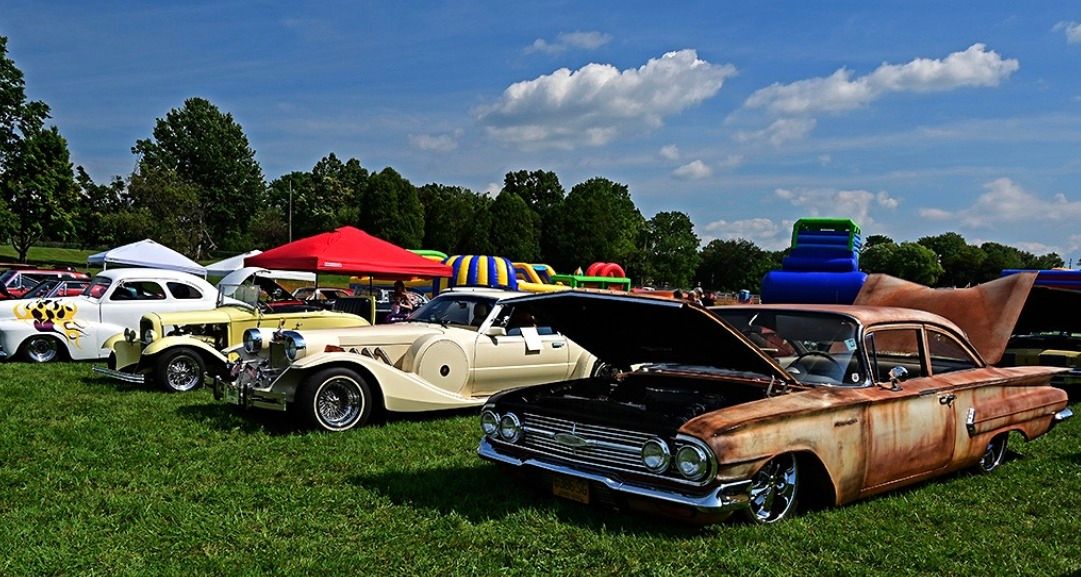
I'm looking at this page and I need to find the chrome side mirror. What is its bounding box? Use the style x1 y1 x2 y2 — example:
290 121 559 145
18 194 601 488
888 366 908 391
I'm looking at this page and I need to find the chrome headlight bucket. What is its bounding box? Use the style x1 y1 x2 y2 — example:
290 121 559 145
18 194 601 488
282 330 306 361
242 328 263 354
641 438 671 473
674 444 711 481
498 412 522 443
480 410 500 436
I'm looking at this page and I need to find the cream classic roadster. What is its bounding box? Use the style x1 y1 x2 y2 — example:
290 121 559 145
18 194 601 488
214 288 599 432
477 291 1072 524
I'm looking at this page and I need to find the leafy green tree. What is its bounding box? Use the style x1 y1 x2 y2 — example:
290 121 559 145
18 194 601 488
0 36 48 171
73 167 128 248
863 234 894 249
2 126 78 261
917 232 985 287
362 167 424 248
132 97 265 255
861 241 944 285
638 211 700 287
124 166 203 255
696 238 777 292
977 242 1027 283
548 177 643 273
501 170 565 262
489 190 540 262
1025 252 1064 270
418 183 492 255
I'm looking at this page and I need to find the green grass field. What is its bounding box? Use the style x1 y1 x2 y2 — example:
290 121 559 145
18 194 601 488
0 362 1078 576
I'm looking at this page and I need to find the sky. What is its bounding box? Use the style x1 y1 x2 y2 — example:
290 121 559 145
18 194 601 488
3 1 1081 261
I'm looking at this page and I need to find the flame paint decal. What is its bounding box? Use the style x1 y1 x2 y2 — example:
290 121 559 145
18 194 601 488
14 300 88 346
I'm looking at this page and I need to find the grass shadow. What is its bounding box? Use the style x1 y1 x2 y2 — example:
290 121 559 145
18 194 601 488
174 402 303 435
346 463 712 537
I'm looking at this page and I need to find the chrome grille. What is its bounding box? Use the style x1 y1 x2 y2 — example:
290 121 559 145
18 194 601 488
521 413 654 474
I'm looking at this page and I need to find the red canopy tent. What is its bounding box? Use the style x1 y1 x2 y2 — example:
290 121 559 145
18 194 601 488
245 226 451 279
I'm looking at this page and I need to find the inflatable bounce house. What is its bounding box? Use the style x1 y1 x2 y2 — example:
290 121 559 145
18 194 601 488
1001 268 1081 290
441 254 521 291
760 218 867 304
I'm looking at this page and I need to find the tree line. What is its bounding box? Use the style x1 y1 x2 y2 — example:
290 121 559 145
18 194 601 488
0 37 1066 291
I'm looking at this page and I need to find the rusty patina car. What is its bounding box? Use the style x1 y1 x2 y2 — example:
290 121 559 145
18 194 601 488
477 291 1072 524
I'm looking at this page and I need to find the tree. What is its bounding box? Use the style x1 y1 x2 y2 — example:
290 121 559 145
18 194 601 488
917 232 985 287
501 169 565 262
1026 252 1064 270
638 211 700 287
489 190 540 262
696 239 777 292
977 242 1027 283
362 167 424 248
2 126 77 261
861 241 944 285
73 167 128 248
124 166 203 255
132 97 264 256
417 183 492 255
863 234 894 249
548 178 644 273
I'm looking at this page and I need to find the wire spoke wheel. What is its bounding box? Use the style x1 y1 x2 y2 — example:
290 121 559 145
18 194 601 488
299 368 374 432
316 377 363 427
166 357 201 392
745 454 799 524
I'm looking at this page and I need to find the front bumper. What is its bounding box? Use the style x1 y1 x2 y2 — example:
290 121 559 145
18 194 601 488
92 366 146 383
1051 407 1074 429
478 437 751 522
212 375 287 412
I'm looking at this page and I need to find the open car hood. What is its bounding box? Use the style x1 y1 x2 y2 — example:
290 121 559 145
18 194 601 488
854 272 1047 365
504 291 795 384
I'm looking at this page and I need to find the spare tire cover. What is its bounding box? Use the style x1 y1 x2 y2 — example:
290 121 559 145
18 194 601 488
414 339 469 395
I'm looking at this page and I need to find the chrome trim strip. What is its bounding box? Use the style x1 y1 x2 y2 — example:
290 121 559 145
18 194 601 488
965 407 977 437
92 366 146 383
478 438 750 514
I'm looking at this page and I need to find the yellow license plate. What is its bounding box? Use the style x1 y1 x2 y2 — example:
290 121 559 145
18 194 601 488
552 475 589 504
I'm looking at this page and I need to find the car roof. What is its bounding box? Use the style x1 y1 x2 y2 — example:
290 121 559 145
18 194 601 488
714 303 968 335
94 268 209 283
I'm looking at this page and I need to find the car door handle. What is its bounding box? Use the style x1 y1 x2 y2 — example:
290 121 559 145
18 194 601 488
939 393 956 406
552 340 565 348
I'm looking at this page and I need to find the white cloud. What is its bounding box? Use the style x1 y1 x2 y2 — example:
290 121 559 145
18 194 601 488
923 177 1081 228
659 144 680 160
773 187 899 225
701 217 789 250
717 154 745 169
477 49 737 149
739 44 1018 144
673 160 711 179
1054 21 1081 44
409 132 459 152
919 207 952 220
527 31 613 54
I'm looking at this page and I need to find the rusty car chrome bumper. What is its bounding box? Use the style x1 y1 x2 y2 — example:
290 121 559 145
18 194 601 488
478 437 751 516
92 366 146 383
1051 407 1073 429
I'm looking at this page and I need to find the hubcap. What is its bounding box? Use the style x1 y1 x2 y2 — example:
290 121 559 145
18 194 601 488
748 455 798 523
28 337 58 363
316 377 363 429
166 357 201 391
979 436 1007 472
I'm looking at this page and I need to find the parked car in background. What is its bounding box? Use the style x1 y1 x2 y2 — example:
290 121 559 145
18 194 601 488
19 278 91 300
0 268 231 363
0 268 90 300
293 286 353 309
478 291 1071 524
95 268 372 392
215 288 599 432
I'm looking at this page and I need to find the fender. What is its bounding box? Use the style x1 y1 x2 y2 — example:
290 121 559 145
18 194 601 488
141 336 229 374
103 332 141 371
570 351 597 379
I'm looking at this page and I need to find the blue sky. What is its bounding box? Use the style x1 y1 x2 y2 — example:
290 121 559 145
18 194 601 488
4 1 1081 259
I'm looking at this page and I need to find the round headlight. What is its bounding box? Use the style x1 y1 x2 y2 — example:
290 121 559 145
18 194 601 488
641 438 671 473
142 328 156 343
498 413 522 443
675 444 711 481
480 410 500 436
282 331 306 361
242 328 263 353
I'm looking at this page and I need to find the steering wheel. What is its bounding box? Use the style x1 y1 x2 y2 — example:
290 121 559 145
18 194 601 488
786 351 841 376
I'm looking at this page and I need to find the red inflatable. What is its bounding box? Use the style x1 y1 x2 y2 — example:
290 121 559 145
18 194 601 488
585 262 626 278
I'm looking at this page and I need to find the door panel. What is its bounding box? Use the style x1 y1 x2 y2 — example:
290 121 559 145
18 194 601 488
472 329 571 395
863 380 956 489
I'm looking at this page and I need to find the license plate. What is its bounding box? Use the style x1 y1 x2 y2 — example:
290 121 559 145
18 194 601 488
552 475 589 504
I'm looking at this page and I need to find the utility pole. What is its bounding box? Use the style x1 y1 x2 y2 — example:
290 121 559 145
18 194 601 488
288 177 293 242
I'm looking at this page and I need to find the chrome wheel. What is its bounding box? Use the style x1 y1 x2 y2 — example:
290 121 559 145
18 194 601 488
978 434 1008 473
745 454 799 524
24 336 60 363
302 371 374 434
166 357 201 392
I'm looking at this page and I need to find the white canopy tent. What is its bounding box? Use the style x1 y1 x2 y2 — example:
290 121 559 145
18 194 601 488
87 239 206 277
205 250 316 282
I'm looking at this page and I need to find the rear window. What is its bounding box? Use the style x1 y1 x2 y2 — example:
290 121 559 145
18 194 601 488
167 282 203 300
110 281 166 301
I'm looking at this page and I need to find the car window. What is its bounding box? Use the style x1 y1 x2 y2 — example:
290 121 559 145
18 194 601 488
866 328 925 381
110 281 166 301
409 294 496 328
167 282 203 300
927 329 978 374
83 278 112 299
294 288 313 300
499 305 557 336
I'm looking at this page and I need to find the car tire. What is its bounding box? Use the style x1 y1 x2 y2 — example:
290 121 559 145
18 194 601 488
977 433 1008 473
21 335 63 363
743 453 800 524
156 349 206 393
297 368 373 432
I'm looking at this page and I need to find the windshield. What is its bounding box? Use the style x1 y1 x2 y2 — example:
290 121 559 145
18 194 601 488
715 309 864 385
408 294 496 327
82 277 112 299
22 279 59 299
0 270 16 286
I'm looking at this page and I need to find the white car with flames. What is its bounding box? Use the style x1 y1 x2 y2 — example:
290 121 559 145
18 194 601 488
0 268 234 363
214 288 600 432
